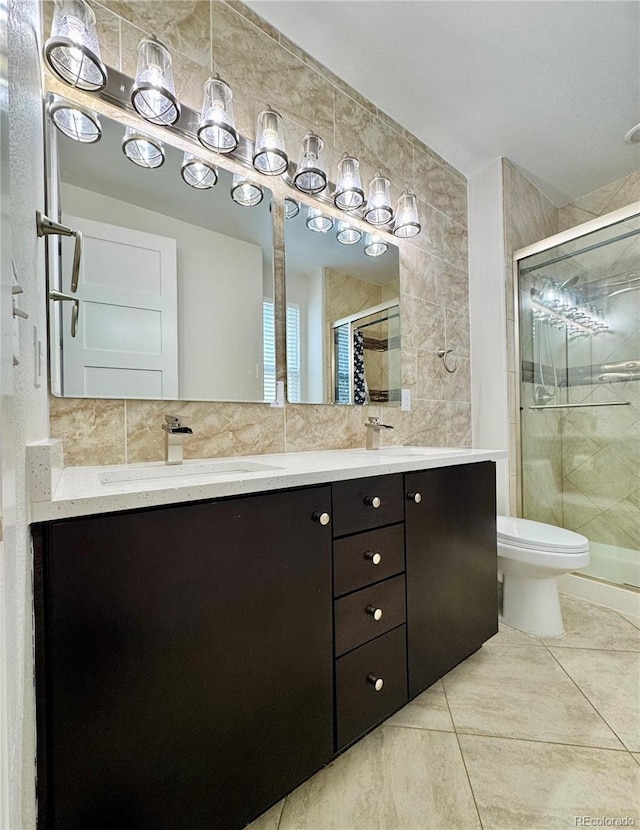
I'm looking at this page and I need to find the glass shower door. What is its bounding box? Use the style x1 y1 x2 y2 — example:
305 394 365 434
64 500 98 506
517 211 640 589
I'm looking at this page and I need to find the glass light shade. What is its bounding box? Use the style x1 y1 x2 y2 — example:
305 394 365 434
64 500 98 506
364 232 388 257
393 189 421 238
284 197 300 219
365 173 393 226
122 126 164 169
50 98 101 143
44 0 107 91
336 221 362 245
294 133 327 194
198 76 239 154
181 152 218 189
306 206 333 233
131 39 180 126
231 173 263 207
253 107 288 176
334 155 364 211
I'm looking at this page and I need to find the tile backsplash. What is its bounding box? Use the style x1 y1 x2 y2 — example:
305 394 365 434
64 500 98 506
46 0 471 466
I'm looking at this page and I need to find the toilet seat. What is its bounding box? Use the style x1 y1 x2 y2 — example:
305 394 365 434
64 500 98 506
497 516 589 554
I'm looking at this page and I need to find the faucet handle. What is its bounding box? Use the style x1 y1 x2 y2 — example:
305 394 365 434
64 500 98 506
165 414 185 428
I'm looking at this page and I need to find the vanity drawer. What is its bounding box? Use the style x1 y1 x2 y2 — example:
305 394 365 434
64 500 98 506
332 474 404 537
333 524 405 597
335 625 407 750
334 574 406 656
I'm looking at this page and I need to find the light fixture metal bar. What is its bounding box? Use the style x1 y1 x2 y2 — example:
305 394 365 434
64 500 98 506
48 64 397 236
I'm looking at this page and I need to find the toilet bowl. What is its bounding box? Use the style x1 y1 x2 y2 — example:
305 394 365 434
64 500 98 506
497 516 590 638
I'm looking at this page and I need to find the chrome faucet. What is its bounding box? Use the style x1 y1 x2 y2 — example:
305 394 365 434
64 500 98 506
162 415 193 465
365 416 394 450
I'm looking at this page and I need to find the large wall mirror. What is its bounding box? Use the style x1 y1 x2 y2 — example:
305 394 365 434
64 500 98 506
46 95 275 403
284 204 400 404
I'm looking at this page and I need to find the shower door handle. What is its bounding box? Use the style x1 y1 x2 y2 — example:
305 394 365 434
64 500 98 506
36 211 83 293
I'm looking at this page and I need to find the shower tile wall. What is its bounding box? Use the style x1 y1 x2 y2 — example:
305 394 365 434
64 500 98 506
45 0 472 465
558 172 640 233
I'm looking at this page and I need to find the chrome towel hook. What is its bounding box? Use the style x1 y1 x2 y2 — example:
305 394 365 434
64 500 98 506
437 348 458 374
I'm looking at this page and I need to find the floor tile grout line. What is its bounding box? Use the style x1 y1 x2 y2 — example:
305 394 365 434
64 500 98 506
612 609 640 631
274 798 285 830
440 681 485 830
542 644 630 751
537 644 640 654
449 727 630 753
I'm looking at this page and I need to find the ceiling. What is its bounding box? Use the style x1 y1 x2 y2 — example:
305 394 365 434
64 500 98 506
245 0 640 206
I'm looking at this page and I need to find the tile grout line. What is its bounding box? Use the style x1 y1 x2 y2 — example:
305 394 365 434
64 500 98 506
274 798 285 830
541 642 631 751
440 681 485 830
612 610 640 631
445 726 631 754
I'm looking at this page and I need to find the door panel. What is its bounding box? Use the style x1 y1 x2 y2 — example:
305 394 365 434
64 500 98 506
406 463 498 698
38 487 334 830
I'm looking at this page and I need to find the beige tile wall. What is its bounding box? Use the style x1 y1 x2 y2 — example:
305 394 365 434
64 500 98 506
502 159 559 516
46 0 472 465
558 171 640 232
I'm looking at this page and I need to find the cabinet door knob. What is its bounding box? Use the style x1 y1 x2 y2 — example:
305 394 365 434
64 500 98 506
407 492 422 503
365 551 382 565
312 511 331 526
366 605 383 621
365 496 381 508
367 673 384 692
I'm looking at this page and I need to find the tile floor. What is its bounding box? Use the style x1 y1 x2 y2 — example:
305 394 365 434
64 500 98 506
248 594 640 830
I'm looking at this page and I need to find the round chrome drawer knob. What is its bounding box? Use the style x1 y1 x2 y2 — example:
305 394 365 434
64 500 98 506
367 674 384 692
365 551 382 565
407 492 422 503
366 605 383 621
365 496 381 508
312 511 331 526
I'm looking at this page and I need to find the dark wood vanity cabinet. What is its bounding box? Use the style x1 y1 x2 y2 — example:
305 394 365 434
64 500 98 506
405 462 498 698
33 462 497 830
33 486 334 830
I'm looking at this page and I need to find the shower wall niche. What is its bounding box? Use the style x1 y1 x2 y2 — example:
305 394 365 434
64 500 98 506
516 208 640 590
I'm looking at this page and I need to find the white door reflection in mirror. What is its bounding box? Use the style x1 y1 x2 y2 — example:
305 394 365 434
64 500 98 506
61 215 178 398
47 101 275 404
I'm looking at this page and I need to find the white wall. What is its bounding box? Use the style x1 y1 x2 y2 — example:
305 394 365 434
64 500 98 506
469 159 511 514
1 1 48 827
61 183 265 402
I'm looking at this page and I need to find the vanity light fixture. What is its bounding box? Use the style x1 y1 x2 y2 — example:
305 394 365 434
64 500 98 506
231 172 263 207
294 133 327 195
49 97 102 143
198 75 239 154
131 38 180 126
180 152 218 189
284 197 300 219
365 173 393 226
253 107 288 176
44 0 107 91
393 189 421 238
334 155 364 211
364 232 388 257
122 126 165 169
306 206 334 233
336 221 362 245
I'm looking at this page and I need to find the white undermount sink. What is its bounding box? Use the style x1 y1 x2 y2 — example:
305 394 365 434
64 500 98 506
99 460 284 485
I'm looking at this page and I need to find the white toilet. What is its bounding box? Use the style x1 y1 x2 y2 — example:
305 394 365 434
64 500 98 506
497 516 590 638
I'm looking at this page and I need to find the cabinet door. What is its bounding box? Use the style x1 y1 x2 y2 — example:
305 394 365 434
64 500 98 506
405 462 497 699
36 487 333 830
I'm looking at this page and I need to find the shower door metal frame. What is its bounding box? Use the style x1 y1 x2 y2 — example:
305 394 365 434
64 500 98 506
512 199 640 514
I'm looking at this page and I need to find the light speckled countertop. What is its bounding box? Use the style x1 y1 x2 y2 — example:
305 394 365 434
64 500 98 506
30 446 507 523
